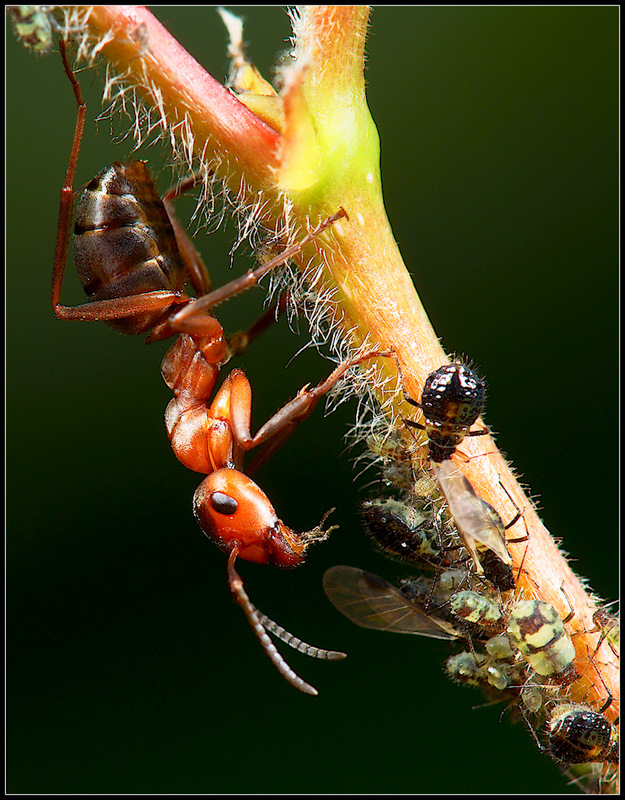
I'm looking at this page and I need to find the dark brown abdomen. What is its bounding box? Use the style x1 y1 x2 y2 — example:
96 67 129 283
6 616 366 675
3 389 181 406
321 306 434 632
73 161 186 334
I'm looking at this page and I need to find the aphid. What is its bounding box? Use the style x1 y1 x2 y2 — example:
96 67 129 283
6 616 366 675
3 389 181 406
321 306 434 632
436 568 469 593
9 5 55 53
446 651 510 692
444 583 579 687
364 430 416 492
520 685 545 715
404 363 487 462
547 703 619 765
506 599 579 685
449 590 505 632
485 633 514 661
590 602 619 657
360 497 442 565
480 549 515 593
431 459 513 580
322 566 462 640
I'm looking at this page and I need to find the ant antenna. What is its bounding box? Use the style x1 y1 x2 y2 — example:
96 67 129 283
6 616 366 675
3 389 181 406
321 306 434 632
227 550 318 695
257 612 346 660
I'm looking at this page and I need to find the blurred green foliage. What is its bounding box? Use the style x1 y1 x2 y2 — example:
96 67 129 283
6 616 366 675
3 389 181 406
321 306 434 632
7 6 617 794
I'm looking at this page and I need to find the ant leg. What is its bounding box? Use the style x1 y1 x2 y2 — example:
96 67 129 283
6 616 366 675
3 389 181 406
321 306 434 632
168 209 348 335
51 39 86 315
55 292 190 323
226 550 318 696
51 41 190 325
227 293 288 357
229 350 393 468
161 174 211 296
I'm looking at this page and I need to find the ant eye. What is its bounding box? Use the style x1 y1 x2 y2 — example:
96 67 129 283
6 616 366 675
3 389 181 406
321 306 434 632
210 491 239 515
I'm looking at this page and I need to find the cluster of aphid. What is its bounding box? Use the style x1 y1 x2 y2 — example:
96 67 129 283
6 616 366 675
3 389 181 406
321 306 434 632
323 362 619 784
46 36 393 697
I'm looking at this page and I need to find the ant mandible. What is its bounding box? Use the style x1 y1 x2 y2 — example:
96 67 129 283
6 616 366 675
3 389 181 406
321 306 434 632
52 39 391 694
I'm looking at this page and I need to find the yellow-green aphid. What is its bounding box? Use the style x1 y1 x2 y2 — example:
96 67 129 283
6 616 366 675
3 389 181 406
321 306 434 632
446 651 509 692
507 600 578 685
8 6 54 53
520 685 544 715
548 703 619 765
592 604 619 657
485 634 514 660
449 590 504 632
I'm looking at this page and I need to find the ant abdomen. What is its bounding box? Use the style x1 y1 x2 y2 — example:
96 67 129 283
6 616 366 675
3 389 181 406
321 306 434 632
73 161 186 334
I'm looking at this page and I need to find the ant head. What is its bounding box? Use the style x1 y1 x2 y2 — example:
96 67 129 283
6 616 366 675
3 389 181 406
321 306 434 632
193 468 306 567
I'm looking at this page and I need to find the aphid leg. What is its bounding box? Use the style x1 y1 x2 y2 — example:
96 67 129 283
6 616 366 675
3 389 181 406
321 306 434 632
227 293 288 357
52 41 189 324
518 703 548 755
464 427 490 439
512 544 531 593
585 647 614 714
404 419 425 432
559 583 576 625
226 550 318 696
587 600 619 658
499 480 530 544
169 208 349 335
386 354 428 426
257 612 347 660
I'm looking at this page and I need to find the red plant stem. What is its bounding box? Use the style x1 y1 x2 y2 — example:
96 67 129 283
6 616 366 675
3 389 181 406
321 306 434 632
84 6 280 186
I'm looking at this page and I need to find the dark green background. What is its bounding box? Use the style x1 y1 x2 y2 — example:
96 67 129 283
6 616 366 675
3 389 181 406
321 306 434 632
7 6 618 794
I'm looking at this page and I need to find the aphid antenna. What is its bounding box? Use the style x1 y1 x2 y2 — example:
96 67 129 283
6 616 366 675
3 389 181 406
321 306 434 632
391 354 427 419
469 695 509 713
599 763 619 791
562 769 599 793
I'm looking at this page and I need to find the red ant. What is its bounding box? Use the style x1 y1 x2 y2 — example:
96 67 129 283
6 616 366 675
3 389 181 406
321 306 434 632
52 40 391 694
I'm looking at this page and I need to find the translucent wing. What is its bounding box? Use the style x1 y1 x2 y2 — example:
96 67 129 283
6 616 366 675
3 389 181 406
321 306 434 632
432 460 512 570
323 566 461 640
